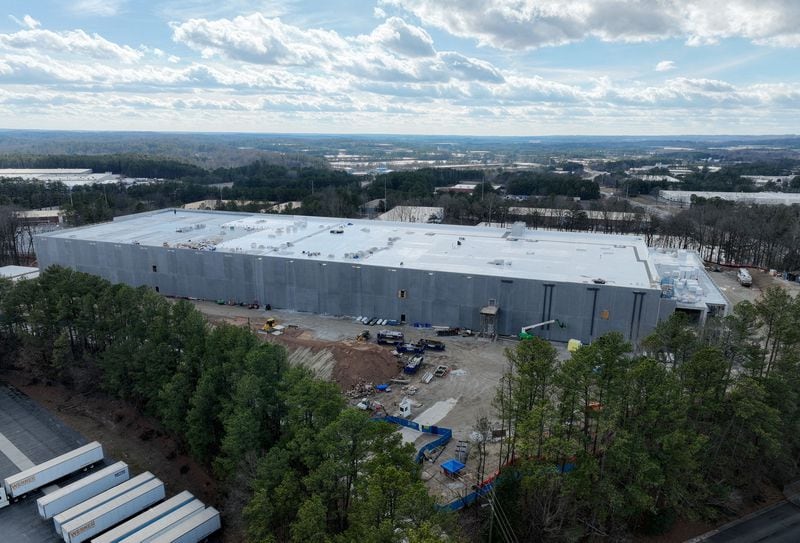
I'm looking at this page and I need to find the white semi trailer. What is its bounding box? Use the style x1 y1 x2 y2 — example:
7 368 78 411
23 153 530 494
149 507 221 543
54 472 156 536
90 491 197 543
62 478 166 543
109 500 205 543
0 442 104 507
37 462 130 519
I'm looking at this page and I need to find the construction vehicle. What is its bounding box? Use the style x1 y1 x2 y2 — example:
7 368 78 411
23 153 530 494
419 338 445 351
356 330 371 342
519 319 565 340
261 317 278 332
404 355 424 374
356 398 383 412
397 342 424 354
377 330 404 345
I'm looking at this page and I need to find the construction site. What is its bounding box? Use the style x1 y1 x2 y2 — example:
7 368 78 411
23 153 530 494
195 300 567 508
30 207 735 510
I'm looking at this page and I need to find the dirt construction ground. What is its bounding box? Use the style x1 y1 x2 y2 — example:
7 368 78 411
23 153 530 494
193 301 572 504
707 265 800 306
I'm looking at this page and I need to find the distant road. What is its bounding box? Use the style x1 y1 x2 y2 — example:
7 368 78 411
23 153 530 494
695 501 800 543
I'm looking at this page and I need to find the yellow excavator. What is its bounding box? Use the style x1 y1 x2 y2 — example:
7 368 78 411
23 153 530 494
262 317 278 332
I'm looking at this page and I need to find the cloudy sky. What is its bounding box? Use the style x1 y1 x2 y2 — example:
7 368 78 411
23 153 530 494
0 0 798 135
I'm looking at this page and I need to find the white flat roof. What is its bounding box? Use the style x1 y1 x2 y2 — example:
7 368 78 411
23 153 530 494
660 190 800 205
0 169 92 175
0 265 39 279
39 210 661 289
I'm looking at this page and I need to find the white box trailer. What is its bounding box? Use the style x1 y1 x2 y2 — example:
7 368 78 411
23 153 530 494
54 472 156 537
62 478 166 543
149 507 221 543
111 500 205 543
2 442 103 500
37 462 130 519
91 491 197 543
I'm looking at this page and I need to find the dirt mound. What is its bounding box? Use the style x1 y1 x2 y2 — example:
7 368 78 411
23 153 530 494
256 326 401 390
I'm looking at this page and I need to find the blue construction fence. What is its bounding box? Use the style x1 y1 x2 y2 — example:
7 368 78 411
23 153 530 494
376 416 577 513
376 416 453 463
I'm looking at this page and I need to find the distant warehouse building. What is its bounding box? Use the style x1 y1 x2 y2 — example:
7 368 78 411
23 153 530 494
659 190 800 206
33 209 726 344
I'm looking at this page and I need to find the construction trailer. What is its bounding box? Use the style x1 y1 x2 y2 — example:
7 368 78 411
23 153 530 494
148 506 221 543
1 442 104 507
34 210 692 344
37 461 129 519
53 472 156 536
90 491 197 543
61 478 165 543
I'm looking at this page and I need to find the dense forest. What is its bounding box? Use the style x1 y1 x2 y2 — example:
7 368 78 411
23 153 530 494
487 289 800 540
499 171 601 200
0 268 452 542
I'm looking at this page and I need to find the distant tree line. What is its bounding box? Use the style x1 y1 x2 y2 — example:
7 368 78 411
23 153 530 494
489 289 800 540
0 268 452 543
656 200 800 270
498 171 600 200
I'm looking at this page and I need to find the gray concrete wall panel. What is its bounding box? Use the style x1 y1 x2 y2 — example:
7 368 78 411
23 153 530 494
33 237 673 344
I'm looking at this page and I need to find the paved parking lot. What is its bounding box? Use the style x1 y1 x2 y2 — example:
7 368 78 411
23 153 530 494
0 384 90 543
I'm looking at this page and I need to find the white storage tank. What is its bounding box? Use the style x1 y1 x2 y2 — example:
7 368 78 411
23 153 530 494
91 491 196 543
3 442 104 499
54 472 156 536
37 462 129 519
62 478 165 543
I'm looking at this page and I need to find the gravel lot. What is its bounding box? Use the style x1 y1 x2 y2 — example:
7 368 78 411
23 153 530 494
707 266 800 307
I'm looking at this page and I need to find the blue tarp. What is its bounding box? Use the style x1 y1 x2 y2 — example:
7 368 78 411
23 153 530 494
441 459 465 475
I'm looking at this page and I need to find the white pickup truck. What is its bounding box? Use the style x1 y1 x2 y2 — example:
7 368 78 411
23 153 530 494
738 268 752 287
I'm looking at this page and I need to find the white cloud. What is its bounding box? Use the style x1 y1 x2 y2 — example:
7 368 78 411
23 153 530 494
69 0 127 17
362 16 436 57
171 13 345 66
381 0 800 49
22 15 41 29
0 28 142 63
8 14 40 29
171 14 504 84
374 7 387 18
656 60 676 72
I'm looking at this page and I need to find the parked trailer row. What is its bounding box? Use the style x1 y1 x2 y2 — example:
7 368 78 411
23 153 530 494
37 462 130 519
107 500 206 543
91 491 197 543
62 478 166 543
54 472 157 536
2 442 104 503
150 507 221 543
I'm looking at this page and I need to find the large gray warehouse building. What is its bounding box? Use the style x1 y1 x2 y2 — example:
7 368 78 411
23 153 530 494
34 209 718 344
